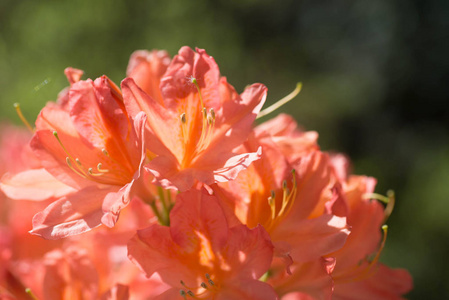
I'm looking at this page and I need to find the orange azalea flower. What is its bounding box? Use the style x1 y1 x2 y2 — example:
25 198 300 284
122 47 266 191
324 157 413 299
213 128 349 298
128 189 277 299
5 71 149 239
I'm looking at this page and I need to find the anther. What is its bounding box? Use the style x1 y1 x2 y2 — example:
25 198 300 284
66 157 87 179
187 291 195 297
25 288 39 300
205 273 211 280
102 148 109 156
208 279 215 286
210 108 215 119
180 113 188 145
200 282 208 289
189 76 205 109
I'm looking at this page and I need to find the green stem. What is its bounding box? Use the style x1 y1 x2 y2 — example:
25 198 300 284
149 201 165 225
157 186 169 224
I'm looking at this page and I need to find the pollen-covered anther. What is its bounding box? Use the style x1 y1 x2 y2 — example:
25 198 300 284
97 163 109 173
178 274 220 298
180 113 188 144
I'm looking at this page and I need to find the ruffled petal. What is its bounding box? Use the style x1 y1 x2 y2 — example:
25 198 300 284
30 186 119 239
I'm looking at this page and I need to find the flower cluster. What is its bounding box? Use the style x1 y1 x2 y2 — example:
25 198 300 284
0 47 412 299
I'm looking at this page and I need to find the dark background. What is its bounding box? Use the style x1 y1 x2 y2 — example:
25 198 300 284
1 0 448 298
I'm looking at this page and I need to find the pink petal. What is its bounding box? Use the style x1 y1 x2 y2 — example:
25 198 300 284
202 82 267 155
290 151 331 220
0 168 76 201
331 199 384 275
211 147 262 184
30 186 118 239
69 78 128 148
127 225 197 288
273 215 350 263
272 258 335 300
64 67 84 85
126 49 170 105
217 280 278 300
333 264 413 300
224 224 274 280
43 247 99 300
169 189 229 251
160 47 221 110
121 77 179 159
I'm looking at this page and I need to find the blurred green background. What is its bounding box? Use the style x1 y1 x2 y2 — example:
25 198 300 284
1 0 447 298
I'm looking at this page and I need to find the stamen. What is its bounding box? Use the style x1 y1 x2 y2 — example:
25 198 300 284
14 103 34 133
180 113 188 144
97 163 109 173
362 190 395 222
55 134 116 180
267 169 298 229
353 225 389 281
383 190 395 222
187 291 195 297
268 190 276 220
362 192 389 203
196 108 212 153
200 282 208 289
190 77 205 109
257 82 303 119
66 157 88 179
180 290 187 299
54 131 74 160
101 147 130 177
25 288 39 300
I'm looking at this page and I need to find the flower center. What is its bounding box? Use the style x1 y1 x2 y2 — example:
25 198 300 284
179 77 216 168
53 131 131 185
266 169 298 231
